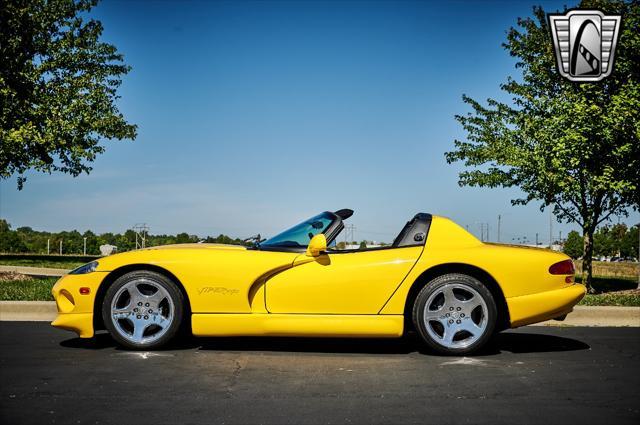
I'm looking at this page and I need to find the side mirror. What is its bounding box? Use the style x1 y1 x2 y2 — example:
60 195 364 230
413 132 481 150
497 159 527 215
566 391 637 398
306 233 327 257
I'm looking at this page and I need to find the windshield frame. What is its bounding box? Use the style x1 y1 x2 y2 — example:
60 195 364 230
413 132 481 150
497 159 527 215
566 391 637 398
258 211 344 252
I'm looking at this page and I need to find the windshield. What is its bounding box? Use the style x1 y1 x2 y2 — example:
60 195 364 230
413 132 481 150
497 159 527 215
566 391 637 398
261 212 335 248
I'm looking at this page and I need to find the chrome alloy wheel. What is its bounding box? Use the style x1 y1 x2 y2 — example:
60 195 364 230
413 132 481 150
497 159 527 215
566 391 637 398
110 279 175 344
422 283 488 349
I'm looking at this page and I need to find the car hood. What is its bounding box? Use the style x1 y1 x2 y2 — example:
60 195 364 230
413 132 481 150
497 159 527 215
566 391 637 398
93 243 249 272
141 243 247 251
91 243 300 281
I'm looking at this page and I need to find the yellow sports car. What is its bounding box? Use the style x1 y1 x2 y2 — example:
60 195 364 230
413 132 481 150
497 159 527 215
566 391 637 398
51 209 585 354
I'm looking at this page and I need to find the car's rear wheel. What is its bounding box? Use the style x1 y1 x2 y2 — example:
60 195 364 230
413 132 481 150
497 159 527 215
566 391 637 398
102 270 184 350
412 273 496 355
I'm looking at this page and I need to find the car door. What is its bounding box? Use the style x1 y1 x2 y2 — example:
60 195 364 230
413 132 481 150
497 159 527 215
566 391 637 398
265 246 423 314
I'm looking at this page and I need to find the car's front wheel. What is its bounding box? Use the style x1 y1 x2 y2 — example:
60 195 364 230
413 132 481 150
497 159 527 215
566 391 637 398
412 273 497 355
102 270 184 350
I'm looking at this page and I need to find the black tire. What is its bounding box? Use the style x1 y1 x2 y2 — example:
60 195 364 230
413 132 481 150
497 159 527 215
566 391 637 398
102 270 184 350
412 273 497 355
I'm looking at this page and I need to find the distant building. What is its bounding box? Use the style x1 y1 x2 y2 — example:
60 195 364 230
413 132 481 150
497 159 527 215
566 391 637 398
522 243 563 251
343 241 383 250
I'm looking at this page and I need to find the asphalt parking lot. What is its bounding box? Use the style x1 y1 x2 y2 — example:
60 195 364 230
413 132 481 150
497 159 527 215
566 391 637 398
0 323 638 425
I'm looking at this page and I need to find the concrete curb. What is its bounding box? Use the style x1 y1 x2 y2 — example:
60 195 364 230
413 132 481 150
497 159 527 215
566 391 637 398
0 301 638 326
0 301 58 321
533 305 640 327
0 265 69 277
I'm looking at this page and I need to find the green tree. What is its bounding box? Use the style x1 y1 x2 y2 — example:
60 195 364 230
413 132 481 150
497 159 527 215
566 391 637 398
82 230 98 255
563 230 583 259
445 0 639 292
593 226 612 257
98 232 116 247
119 230 136 251
0 219 27 252
203 234 245 245
0 220 253 253
610 223 628 256
0 0 137 189
620 225 639 258
175 233 196 244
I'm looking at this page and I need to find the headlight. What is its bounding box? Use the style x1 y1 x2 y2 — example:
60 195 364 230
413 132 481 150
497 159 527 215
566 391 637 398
69 261 99 275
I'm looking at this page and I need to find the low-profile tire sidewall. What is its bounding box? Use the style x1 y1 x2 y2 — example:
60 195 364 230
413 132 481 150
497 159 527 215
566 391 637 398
412 273 497 355
102 270 184 350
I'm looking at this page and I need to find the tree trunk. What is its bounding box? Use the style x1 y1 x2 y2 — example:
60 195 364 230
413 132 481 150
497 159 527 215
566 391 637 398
582 229 595 293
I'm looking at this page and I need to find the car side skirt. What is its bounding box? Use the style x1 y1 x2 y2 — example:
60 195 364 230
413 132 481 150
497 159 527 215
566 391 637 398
191 314 405 338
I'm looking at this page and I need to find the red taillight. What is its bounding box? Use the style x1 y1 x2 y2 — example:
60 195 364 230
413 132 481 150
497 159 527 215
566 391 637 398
549 259 575 275
79 287 91 295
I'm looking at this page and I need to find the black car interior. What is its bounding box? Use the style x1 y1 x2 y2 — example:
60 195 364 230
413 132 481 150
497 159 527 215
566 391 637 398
329 210 432 252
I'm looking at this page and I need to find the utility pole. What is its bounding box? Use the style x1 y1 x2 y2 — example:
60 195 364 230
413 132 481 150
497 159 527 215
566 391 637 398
59 240 62 255
549 209 553 248
47 239 50 255
133 223 150 249
497 215 501 243
535 233 539 246
344 224 356 244
476 222 491 242
83 237 87 255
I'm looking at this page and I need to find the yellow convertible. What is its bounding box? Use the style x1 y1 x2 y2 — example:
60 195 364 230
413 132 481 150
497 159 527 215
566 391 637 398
51 209 585 354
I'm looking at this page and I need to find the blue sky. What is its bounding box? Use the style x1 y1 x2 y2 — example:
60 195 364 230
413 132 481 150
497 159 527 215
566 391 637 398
1 0 637 244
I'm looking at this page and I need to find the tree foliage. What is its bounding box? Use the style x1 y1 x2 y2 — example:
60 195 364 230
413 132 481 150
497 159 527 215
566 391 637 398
563 225 639 259
0 219 247 255
593 223 639 258
563 230 584 259
0 0 137 189
445 0 639 291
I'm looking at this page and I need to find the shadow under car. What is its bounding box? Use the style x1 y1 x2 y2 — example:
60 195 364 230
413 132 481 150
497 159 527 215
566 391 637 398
60 329 590 355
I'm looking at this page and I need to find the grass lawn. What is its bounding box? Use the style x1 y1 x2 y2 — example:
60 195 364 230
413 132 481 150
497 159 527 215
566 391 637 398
575 261 639 278
0 259 84 270
580 292 640 307
0 276 57 301
574 275 639 306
